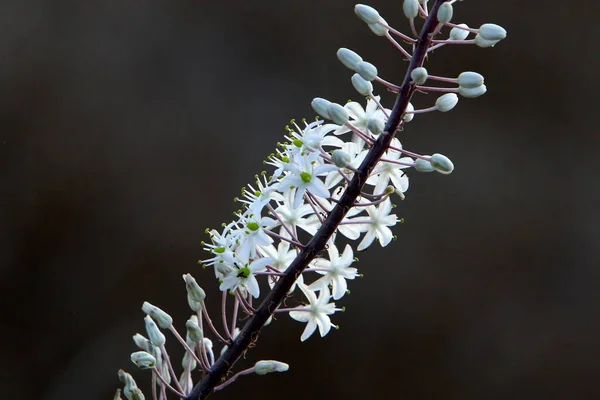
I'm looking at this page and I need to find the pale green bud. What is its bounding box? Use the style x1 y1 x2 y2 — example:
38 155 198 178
187 292 202 312
186 317 204 343
478 23 507 41
182 350 197 370
254 360 290 375
449 23 470 40
144 315 166 346
337 48 363 70
142 302 173 329
457 71 484 88
458 84 487 98
351 73 373 95
366 118 385 135
118 370 145 400
403 102 415 122
355 61 378 81
414 158 434 172
132 333 150 352
475 34 499 48
332 150 352 168
435 93 458 112
367 20 389 37
354 4 381 24
437 3 453 23
130 351 156 369
327 103 350 125
411 67 428 85
311 98 332 119
183 274 206 302
403 0 419 19
430 153 454 174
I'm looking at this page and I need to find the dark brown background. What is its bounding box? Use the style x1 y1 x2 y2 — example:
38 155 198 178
2 1 599 399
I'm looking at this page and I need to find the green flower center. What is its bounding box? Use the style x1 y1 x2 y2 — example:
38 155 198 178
293 139 303 148
300 172 312 183
237 267 251 278
214 247 226 254
246 222 259 231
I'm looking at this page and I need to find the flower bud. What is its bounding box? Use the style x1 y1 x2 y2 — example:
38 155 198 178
355 61 378 81
475 34 499 48
403 102 415 122
457 71 484 88
430 153 454 174
458 84 487 98
131 351 156 370
403 0 419 19
186 318 204 343
332 150 352 168
182 350 197 370
367 20 389 37
254 360 290 375
449 23 470 40
435 93 458 112
311 98 332 119
132 333 150 352
142 302 173 329
118 370 145 400
410 67 428 85
354 4 381 24
337 48 363 70
437 3 453 24
351 73 373 95
366 118 384 135
478 23 506 41
327 103 350 125
144 315 166 346
187 292 203 312
183 274 206 302
414 158 434 172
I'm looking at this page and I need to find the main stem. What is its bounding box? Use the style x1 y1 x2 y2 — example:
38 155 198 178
187 2 446 398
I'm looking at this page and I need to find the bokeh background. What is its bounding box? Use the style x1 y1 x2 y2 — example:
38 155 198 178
2 1 599 399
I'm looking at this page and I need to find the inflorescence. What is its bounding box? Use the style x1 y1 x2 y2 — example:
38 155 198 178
116 2 506 399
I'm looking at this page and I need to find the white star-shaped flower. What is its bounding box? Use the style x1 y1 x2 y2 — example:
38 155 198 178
309 244 358 300
355 198 397 251
289 283 340 341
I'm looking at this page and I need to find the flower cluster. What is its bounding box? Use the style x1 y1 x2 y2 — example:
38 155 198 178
116 2 506 399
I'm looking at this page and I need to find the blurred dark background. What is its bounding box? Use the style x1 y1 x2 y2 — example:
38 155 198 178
2 1 599 399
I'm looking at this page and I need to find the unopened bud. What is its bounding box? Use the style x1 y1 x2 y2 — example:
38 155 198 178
118 370 145 400
437 3 453 24
403 102 415 122
144 315 166 346
355 61 378 81
449 23 470 40
337 48 363 70
327 103 350 125
187 292 202 312
430 153 454 174
332 150 352 168
411 67 428 85
414 158 434 172
142 302 173 329
367 20 389 36
458 84 487 98
354 4 381 24
132 334 150 352
478 23 506 41
457 71 484 88
435 93 458 112
183 274 206 302
475 34 499 48
403 0 419 19
311 98 332 119
254 360 290 375
131 351 156 370
351 73 373 95
366 118 385 135
186 318 204 343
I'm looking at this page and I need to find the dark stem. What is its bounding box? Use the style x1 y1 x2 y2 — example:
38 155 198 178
186 2 446 398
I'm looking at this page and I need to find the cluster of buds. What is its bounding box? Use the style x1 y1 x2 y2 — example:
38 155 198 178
116 1 505 399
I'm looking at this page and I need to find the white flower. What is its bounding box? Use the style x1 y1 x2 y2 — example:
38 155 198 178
219 257 273 298
272 189 319 238
233 216 274 261
277 156 337 208
355 198 397 251
309 244 358 300
289 283 340 341
366 138 411 195
335 96 390 144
